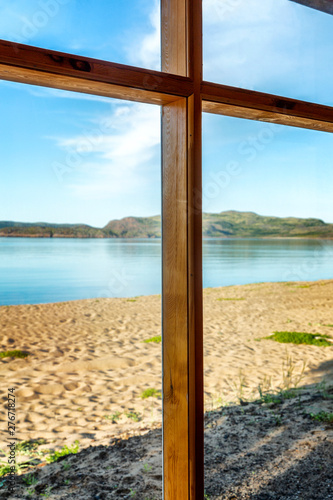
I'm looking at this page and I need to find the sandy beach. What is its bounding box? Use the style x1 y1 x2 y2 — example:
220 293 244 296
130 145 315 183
0 280 333 451
0 280 332 498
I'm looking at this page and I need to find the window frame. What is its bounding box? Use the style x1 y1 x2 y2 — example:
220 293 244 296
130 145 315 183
1 1 333 498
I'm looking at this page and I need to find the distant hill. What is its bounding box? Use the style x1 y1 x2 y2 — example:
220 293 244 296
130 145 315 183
103 216 161 238
202 211 333 238
0 221 104 238
1 211 333 239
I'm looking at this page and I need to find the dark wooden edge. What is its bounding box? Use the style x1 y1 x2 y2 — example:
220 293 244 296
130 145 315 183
162 98 190 499
0 63 183 105
188 1 204 499
202 82 333 132
0 39 193 103
161 1 204 499
1 39 333 128
187 93 204 500
290 0 333 15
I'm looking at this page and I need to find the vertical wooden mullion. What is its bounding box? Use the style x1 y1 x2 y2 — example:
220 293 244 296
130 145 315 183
162 0 203 499
162 97 189 499
161 0 187 75
188 0 204 496
187 93 204 499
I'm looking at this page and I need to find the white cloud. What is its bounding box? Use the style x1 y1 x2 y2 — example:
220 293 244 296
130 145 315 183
204 0 275 25
53 102 161 200
203 0 305 91
127 0 160 70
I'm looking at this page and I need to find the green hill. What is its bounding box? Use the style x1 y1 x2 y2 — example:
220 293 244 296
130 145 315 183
202 211 333 238
0 211 332 239
103 216 161 238
0 221 104 238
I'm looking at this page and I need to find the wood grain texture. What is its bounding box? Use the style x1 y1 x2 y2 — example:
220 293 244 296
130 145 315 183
187 93 204 500
202 82 333 132
162 95 203 500
161 0 188 75
187 2 204 499
0 39 193 104
162 1 204 498
0 63 180 105
162 99 189 499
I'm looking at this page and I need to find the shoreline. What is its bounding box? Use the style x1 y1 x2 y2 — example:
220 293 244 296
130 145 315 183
0 279 332 455
1 277 333 308
1 235 333 239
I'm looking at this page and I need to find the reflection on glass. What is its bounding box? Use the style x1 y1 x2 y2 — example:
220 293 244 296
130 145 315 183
203 114 333 498
203 0 333 105
0 82 162 498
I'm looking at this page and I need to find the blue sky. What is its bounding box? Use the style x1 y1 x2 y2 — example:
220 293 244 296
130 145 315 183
0 0 333 226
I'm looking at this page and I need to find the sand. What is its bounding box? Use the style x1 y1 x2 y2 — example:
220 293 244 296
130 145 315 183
0 279 332 496
1 386 333 499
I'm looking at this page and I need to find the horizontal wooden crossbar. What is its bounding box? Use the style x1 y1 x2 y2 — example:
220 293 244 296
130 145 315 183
202 82 333 132
0 40 192 105
1 40 333 134
1 40 333 132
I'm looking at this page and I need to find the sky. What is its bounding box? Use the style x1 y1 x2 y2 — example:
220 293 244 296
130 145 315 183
0 0 333 227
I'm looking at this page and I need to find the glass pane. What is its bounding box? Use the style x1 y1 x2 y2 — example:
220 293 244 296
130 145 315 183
0 0 160 70
203 113 333 498
0 81 162 498
203 0 333 106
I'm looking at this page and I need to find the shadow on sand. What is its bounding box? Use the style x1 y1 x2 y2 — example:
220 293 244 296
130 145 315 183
1 371 332 499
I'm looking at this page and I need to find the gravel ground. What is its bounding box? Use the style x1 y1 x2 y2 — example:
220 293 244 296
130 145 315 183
1 384 332 499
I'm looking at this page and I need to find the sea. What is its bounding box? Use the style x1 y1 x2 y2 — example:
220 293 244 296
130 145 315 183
0 237 332 306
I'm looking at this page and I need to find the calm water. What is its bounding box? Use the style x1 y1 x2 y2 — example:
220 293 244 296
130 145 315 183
0 238 332 305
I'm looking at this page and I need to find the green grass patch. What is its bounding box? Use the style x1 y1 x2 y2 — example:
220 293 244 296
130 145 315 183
0 350 29 359
310 411 333 423
217 298 245 301
282 388 300 399
46 440 79 464
0 461 26 477
259 392 283 405
22 473 39 486
283 282 310 288
0 464 13 477
104 411 121 423
263 331 332 347
143 335 161 344
258 384 299 405
127 299 137 302
16 439 47 455
141 388 161 399
323 324 333 328
126 411 141 422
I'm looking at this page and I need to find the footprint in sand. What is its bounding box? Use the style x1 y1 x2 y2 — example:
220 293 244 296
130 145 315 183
24 412 45 423
34 383 64 396
64 382 80 391
15 388 35 398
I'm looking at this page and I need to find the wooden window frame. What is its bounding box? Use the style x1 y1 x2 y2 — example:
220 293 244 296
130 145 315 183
290 0 333 15
1 1 333 498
